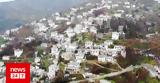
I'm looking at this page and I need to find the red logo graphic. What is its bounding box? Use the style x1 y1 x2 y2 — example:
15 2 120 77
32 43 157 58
6 63 30 83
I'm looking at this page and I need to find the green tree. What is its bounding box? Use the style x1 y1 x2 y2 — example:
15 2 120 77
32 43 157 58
147 77 160 83
0 37 7 45
59 62 65 71
40 55 52 71
108 44 114 49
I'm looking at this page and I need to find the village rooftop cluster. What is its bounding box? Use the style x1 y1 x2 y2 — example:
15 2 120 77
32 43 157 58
0 0 160 83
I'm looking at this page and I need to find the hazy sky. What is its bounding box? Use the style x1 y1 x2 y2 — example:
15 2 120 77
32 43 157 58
0 0 14 3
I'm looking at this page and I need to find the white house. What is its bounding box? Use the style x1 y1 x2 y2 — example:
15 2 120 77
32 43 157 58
58 34 65 42
51 31 58 38
81 27 88 33
0 77 5 83
47 64 59 79
94 44 102 49
112 4 119 8
154 0 160 3
41 43 48 48
51 45 60 59
154 66 160 74
64 38 71 43
117 10 125 13
98 55 107 62
0 44 6 48
144 65 159 78
98 55 115 63
85 41 93 49
14 49 23 57
65 27 75 38
25 36 35 42
54 12 60 17
33 68 45 77
61 52 74 61
90 49 100 56
112 32 120 40
36 23 49 32
75 55 85 63
55 16 69 21
121 50 126 58
111 49 119 57
2 56 10 61
32 77 39 83
75 50 85 63
34 57 41 63
71 8 78 12
77 15 83 19
104 40 113 49
0 62 4 67
66 61 80 73
71 16 76 22
106 56 116 63
5 30 10 36
10 28 19 32
48 20 58 28
113 13 122 18
124 2 130 5
114 45 126 57
101 0 106 4
126 14 132 17
124 5 131 9
89 26 97 34
74 24 83 34
66 21 72 25
65 42 78 52
106 5 111 9
118 25 124 32
83 73 95 79
0 62 4 74
40 18 47 22
53 59 58 65
114 45 125 52
132 4 136 8
100 80 111 83
106 48 118 57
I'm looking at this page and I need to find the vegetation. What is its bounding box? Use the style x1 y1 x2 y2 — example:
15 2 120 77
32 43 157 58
108 44 114 49
142 56 157 65
132 43 149 49
36 46 44 57
82 32 95 41
125 39 149 49
59 62 65 71
69 74 84 80
52 70 65 83
95 33 112 45
106 67 160 83
76 62 159 83
0 45 14 57
72 32 95 45
0 37 7 45
72 32 112 45
148 36 160 56
146 77 160 83
113 39 126 45
101 34 112 41
40 54 53 71
116 47 157 68
95 39 104 45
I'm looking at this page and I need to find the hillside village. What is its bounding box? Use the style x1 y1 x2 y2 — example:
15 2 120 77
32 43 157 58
0 0 160 83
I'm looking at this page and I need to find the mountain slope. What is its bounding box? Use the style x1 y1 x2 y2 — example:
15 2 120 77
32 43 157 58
0 0 86 31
